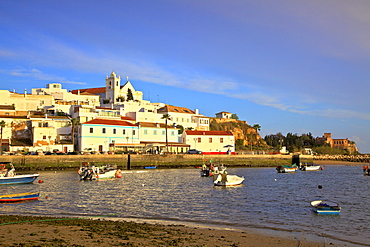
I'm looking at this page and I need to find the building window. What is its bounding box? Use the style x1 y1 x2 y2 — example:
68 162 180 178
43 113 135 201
220 138 223 143
102 128 106 134
162 130 165 135
154 130 157 135
171 131 175 136
113 129 116 134
90 128 93 133
133 130 136 135
198 137 201 143
43 136 46 139
144 129 148 135
209 138 212 143
123 129 126 135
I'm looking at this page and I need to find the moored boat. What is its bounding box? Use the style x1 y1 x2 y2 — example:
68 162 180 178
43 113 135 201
0 192 40 203
300 164 322 171
0 162 39 185
78 163 121 180
214 174 244 186
310 200 341 215
276 165 298 173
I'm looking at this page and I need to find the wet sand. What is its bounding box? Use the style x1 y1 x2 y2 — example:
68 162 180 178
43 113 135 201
0 215 335 247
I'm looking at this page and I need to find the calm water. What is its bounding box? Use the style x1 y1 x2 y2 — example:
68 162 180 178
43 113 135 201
1 165 369 246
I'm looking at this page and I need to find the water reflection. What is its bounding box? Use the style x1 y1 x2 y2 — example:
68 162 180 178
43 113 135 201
0 166 369 246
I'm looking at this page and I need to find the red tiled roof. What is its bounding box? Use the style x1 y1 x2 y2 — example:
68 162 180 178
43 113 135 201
83 118 137 126
185 130 233 136
71 85 127 95
120 116 136 121
71 87 106 94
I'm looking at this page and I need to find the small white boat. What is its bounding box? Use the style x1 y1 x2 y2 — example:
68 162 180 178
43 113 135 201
310 200 341 215
78 163 121 180
214 174 244 186
301 165 322 171
0 162 39 185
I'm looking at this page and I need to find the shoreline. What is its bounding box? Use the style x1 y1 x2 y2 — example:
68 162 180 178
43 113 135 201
0 215 335 247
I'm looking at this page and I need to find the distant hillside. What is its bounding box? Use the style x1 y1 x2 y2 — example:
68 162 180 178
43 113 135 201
209 118 266 148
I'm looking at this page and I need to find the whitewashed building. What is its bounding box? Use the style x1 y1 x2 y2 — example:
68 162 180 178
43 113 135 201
138 122 188 153
79 118 139 153
182 130 235 154
157 105 210 131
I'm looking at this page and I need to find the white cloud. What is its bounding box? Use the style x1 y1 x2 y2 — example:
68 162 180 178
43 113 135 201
6 68 86 85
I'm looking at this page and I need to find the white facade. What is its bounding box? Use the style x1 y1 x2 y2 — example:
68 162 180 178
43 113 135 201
215 111 232 119
29 116 72 152
105 72 143 104
0 90 54 111
157 105 210 131
79 118 140 153
182 130 235 154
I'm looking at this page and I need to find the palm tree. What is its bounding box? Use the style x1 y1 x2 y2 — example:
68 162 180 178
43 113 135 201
0 120 5 154
252 124 261 131
70 118 80 152
161 114 171 152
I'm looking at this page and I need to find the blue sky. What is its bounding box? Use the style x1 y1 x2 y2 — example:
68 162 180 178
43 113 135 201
1 0 369 153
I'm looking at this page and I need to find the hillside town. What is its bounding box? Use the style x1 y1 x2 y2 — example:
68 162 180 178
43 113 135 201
0 71 236 155
0 71 360 156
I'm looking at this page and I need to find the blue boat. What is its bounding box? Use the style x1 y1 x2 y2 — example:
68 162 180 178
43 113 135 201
143 166 157 169
310 200 341 215
0 192 40 203
0 162 39 185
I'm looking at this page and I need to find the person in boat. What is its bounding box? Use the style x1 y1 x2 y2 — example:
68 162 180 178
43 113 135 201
202 163 207 170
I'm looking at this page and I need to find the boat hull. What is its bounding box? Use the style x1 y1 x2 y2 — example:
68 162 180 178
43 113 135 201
214 174 244 186
301 165 321 171
78 166 120 180
310 200 341 215
0 174 39 185
0 192 40 202
276 166 298 173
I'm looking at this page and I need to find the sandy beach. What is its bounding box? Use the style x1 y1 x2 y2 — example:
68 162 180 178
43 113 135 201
0 215 333 247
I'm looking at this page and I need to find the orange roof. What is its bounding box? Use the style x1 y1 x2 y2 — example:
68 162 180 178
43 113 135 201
83 118 137 127
158 105 195 114
138 122 175 129
185 130 233 136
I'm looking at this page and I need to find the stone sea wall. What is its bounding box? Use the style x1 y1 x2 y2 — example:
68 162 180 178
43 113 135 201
1 154 304 171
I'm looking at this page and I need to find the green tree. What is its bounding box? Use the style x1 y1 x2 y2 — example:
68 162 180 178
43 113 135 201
127 88 134 101
161 114 171 151
69 118 80 152
176 124 184 134
252 124 261 131
231 113 239 120
0 120 5 154
116 95 125 102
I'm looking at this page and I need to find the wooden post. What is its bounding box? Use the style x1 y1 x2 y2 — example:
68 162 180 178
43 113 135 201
127 154 131 170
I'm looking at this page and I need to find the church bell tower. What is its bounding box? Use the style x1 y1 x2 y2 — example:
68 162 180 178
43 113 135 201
105 71 121 104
